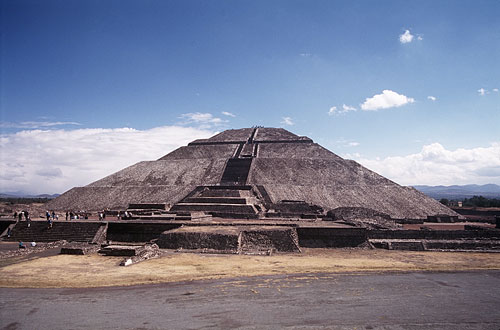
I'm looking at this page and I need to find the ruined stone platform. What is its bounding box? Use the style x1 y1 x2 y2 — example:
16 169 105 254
99 245 146 256
370 239 500 252
157 225 301 254
3 217 499 253
60 244 100 255
2 220 105 243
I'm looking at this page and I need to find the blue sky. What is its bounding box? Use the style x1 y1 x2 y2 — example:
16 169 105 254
1 0 499 194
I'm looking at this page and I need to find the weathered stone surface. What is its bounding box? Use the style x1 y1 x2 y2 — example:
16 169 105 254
98 245 145 256
240 227 300 253
297 227 368 248
157 226 301 254
47 127 460 220
157 226 240 252
370 238 500 251
4 221 104 243
60 244 100 255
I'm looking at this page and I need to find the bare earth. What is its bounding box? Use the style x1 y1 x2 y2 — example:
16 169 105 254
1 248 500 288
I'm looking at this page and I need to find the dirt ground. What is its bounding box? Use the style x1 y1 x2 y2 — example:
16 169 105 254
1 248 499 288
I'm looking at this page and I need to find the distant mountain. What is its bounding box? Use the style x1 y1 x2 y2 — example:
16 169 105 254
0 192 60 199
413 184 500 200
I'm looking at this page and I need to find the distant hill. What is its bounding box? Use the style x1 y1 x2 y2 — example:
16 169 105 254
0 192 60 199
413 184 500 200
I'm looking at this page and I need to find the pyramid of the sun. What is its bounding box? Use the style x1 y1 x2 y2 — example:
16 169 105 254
48 127 456 219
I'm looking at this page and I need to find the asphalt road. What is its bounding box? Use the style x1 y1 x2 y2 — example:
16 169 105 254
1 271 500 330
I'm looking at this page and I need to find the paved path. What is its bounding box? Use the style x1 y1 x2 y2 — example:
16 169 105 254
1 271 500 329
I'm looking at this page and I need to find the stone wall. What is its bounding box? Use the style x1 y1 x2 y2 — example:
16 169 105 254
368 229 500 240
297 227 367 248
107 222 181 242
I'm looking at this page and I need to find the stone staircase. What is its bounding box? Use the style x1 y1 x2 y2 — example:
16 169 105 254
220 158 253 185
170 129 262 219
170 186 261 219
4 221 104 242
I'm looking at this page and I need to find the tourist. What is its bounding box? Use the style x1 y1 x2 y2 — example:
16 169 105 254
27 216 31 228
13 211 17 220
18 241 25 249
46 211 50 221
65 211 68 221
18 212 22 222
31 242 36 247
51 211 56 221
24 210 29 221
7 227 12 238
48 217 53 229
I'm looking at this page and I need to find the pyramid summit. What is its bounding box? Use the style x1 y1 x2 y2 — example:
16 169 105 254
48 127 457 220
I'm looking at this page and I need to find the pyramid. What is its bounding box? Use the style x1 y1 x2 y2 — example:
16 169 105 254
48 127 457 220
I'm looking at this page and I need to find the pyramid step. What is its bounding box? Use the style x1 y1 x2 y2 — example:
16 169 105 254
209 185 252 190
210 212 259 219
5 221 102 242
184 197 247 204
170 203 257 215
199 190 242 197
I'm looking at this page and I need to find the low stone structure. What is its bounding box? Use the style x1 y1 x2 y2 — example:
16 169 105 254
3 220 104 243
157 226 240 253
99 245 146 256
157 226 301 254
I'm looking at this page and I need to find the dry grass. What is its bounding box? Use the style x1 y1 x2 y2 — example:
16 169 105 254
1 249 499 288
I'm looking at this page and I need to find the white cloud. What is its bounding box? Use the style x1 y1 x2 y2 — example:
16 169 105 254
328 105 356 116
348 142 360 147
221 111 236 117
417 35 423 41
179 112 223 124
342 104 357 112
427 96 437 101
0 121 81 129
328 106 337 116
178 112 227 129
478 88 487 96
0 126 215 194
399 30 414 43
299 53 312 57
360 90 415 111
348 142 500 186
493 88 499 93
281 117 294 126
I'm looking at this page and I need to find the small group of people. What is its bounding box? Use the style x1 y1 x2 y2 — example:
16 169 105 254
13 210 29 221
45 210 58 221
13 210 31 227
45 211 54 228
12 209 135 223
115 211 133 220
65 211 89 220
18 241 36 249
98 211 107 221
